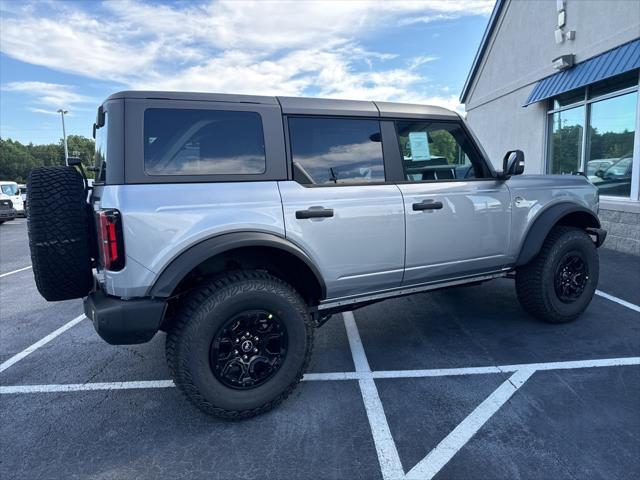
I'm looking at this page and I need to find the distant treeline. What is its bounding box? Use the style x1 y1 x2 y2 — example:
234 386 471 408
0 136 95 183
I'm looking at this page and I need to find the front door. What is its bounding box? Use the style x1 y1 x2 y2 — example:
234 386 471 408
392 119 512 285
279 116 405 299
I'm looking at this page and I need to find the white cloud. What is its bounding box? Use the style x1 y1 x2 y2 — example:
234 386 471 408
398 14 460 26
407 55 438 69
3 81 92 108
0 0 493 112
28 107 65 116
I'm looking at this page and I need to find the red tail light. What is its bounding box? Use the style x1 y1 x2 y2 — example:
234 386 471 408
97 209 125 271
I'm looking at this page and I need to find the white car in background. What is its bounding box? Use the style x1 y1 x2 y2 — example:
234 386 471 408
0 181 25 216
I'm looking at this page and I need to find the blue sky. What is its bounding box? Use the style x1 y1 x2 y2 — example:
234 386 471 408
0 0 495 144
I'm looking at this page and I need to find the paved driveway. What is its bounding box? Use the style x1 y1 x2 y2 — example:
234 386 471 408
1 219 639 480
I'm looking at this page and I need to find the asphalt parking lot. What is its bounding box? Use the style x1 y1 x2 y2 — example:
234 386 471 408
1 219 639 480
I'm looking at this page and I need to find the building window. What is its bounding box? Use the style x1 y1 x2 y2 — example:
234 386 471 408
549 105 585 174
546 70 639 200
587 92 636 197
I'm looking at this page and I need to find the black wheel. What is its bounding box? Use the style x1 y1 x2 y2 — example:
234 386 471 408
516 226 598 323
166 270 313 419
27 166 94 301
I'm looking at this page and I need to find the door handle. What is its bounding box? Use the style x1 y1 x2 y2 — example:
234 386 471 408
412 200 443 211
296 207 334 219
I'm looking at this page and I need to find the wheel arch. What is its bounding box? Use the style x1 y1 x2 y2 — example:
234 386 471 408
148 231 326 303
516 203 601 266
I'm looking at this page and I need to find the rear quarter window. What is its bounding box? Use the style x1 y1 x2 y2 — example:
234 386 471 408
144 109 266 175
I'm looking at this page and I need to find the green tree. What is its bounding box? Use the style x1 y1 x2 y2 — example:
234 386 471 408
429 130 458 164
66 135 96 168
0 136 94 183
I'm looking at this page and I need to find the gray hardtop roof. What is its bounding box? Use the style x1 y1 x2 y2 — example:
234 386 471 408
105 91 458 119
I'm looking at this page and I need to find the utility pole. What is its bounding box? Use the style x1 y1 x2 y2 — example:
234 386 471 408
57 109 69 166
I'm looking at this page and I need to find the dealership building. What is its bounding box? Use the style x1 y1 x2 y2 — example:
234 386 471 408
461 0 640 255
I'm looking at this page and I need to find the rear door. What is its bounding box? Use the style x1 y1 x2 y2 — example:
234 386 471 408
279 116 405 299
391 120 512 285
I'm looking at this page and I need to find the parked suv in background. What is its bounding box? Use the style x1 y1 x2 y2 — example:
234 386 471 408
27 91 606 418
0 197 16 224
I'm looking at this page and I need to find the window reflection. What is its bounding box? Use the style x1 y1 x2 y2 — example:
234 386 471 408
289 117 385 185
549 106 585 174
144 109 266 175
395 121 488 181
586 92 636 197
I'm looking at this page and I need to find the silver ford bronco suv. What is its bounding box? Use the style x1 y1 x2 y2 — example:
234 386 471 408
27 91 606 418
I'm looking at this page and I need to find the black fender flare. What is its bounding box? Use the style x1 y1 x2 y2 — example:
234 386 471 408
148 231 326 298
516 203 601 266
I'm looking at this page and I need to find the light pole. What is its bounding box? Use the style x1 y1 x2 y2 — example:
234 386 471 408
57 109 69 166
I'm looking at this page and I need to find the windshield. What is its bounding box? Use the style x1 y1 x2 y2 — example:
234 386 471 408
604 157 632 177
94 111 108 182
1 184 18 196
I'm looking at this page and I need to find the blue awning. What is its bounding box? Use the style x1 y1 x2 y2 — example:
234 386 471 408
524 38 640 106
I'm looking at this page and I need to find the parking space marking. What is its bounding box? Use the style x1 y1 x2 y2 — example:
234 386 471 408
303 372 362 381
405 368 535 480
1 220 27 225
0 265 32 278
596 290 640 313
1 380 174 394
344 311 405 480
495 356 640 373
0 314 86 373
2 357 638 393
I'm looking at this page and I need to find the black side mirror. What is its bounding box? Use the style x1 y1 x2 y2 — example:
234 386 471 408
502 150 525 177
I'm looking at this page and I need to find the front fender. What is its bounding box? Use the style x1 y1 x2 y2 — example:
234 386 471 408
516 203 601 266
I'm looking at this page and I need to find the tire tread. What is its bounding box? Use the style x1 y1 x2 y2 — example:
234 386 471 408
27 166 93 301
166 270 314 419
516 226 597 323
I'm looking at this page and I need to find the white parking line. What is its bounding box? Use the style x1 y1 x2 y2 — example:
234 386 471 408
303 371 362 381
344 311 405 480
3 357 639 392
405 369 535 480
0 314 86 373
1 380 174 394
0 265 32 278
596 290 640 313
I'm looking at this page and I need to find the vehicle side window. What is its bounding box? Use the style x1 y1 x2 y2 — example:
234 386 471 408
94 112 108 182
288 117 385 185
144 109 266 175
395 121 488 181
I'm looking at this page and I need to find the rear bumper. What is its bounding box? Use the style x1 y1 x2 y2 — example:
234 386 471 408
83 289 166 345
0 208 16 220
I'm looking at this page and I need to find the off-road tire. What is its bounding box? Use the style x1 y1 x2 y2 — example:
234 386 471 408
166 270 314 419
516 226 598 323
27 166 94 301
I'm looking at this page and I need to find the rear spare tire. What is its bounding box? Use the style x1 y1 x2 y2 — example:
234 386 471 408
27 166 94 301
